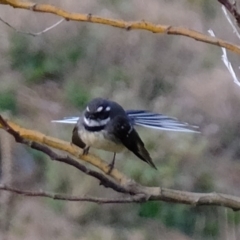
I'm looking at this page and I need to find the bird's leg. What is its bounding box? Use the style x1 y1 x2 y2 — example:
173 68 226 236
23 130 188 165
107 153 116 174
83 146 90 155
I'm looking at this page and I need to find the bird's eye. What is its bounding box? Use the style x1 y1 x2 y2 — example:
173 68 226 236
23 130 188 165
85 105 110 120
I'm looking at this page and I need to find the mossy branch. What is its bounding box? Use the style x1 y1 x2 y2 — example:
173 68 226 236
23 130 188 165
1 0 240 55
1 116 240 210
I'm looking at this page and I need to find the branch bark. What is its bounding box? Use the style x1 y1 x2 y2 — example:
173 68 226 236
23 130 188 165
0 184 147 204
1 116 240 210
1 0 240 55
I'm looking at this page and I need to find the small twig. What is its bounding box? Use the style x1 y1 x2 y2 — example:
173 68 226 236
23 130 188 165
0 115 23 142
0 184 146 204
0 16 64 36
208 29 240 87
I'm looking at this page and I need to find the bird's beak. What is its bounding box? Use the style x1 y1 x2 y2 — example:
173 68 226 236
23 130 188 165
88 114 95 120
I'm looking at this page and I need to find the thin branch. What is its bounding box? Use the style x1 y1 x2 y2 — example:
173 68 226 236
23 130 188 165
30 142 129 194
0 16 65 36
0 184 146 203
218 0 240 28
0 0 240 55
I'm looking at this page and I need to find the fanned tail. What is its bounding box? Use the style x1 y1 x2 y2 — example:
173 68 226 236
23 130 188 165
52 110 200 133
126 110 199 133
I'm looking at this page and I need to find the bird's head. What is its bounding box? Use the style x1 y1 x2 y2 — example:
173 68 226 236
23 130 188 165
83 98 111 127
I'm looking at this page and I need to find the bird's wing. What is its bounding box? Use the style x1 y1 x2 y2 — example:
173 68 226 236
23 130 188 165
106 116 157 169
51 117 79 124
126 110 199 133
71 125 86 149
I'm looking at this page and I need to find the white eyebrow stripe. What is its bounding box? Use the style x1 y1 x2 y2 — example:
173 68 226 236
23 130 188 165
96 106 103 112
105 106 111 111
86 106 90 112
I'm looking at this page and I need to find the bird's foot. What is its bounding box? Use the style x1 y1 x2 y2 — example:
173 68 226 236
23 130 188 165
70 142 81 157
107 153 116 174
83 146 90 155
107 162 114 175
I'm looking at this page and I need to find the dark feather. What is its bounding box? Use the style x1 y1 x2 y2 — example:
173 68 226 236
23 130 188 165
72 125 86 149
106 116 157 169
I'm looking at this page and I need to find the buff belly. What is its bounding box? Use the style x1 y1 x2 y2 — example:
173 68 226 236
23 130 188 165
78 129 124 153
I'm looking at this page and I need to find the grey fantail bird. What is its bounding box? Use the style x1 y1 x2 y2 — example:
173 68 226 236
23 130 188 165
52 98 199 172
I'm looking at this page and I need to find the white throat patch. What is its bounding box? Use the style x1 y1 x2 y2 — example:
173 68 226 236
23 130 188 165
84 116 110 127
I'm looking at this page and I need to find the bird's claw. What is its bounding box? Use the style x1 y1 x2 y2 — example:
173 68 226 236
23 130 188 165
107 162 114 174
83 146 90 155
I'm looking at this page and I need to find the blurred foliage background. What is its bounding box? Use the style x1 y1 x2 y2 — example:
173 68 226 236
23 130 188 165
0 0 240 239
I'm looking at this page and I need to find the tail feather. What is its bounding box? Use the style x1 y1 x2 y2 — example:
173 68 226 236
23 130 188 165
135 142 157 170
126 110 199 133
51 117 79 124
108 115 158 170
